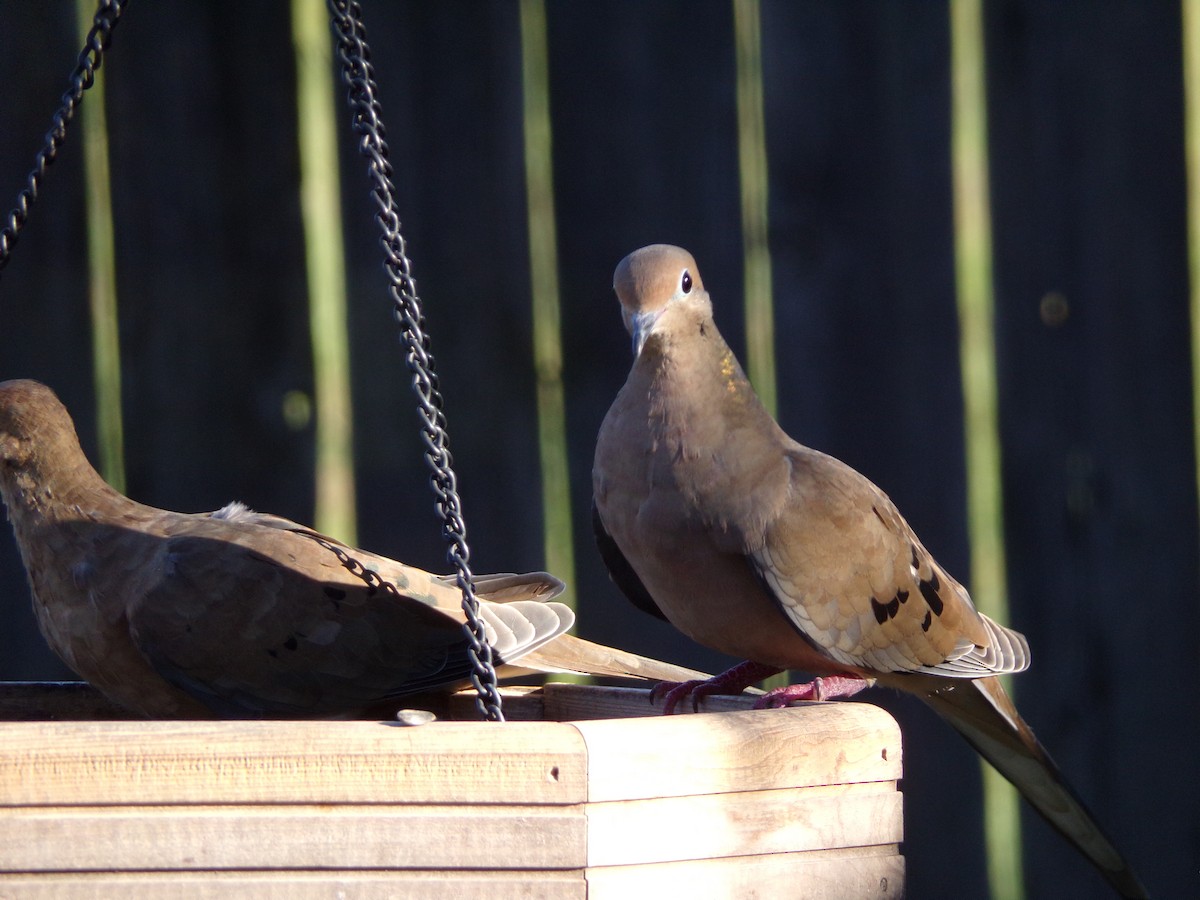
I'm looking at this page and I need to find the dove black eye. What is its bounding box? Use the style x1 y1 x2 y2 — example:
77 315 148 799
681 270 693 293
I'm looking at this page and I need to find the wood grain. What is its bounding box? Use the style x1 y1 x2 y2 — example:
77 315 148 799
0 804 585 871
586 782 901 866
541 682 765 721
586 846 904 900
0 870 587 900
573 701 902 802
0 719 587 806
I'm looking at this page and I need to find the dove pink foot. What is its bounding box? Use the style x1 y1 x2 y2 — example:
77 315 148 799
651 659 782 714
753 674 871 709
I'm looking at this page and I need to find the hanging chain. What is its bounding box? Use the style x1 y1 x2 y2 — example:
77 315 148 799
0 0 129 275
326 0 503 721
305 533 404 600
0 0 503 720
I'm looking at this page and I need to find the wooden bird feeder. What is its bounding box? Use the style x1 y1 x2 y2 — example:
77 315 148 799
0 682 904 898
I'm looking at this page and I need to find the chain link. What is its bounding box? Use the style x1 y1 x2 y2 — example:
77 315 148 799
0 0 129 275
326 0 503 721
305 533 403 599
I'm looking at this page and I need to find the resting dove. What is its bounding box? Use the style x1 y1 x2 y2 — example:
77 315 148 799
0 379 705 719
592 244 1146 898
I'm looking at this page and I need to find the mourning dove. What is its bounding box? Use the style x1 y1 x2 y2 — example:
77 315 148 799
0 379 706 719
592 245 1147 898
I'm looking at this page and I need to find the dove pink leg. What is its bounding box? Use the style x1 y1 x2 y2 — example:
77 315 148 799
652 660 782 714
754 674 871 708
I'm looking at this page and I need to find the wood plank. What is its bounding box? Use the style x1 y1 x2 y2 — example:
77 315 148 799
0 720 587 806
0 870 586 900
443 683 764 722
573 702 902 802
0 804 585 872
0 683 549 723
0 683 134 721
442 685 549 720
586 782 901 867
0 694 902 809
0 682 703 723
540 682 766 721
586 846 905 899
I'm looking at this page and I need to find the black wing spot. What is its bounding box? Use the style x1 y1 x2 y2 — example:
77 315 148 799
921 611 933 632
871 597 889 624
284 636 299 652
919 570 944 617
910 545 920 571
894 589 909 604
871 596 902 624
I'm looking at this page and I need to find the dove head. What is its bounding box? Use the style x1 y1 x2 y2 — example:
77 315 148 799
0 380 95 497
613 244 711 357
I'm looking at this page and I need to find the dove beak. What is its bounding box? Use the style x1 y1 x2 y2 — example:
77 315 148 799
624 308 664 358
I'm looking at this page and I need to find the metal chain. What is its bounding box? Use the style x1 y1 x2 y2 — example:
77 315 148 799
326 0 503 721
0 0 501 718
305 533 403 600
0 0 129 275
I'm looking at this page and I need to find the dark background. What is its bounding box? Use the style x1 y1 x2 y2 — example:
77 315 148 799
0 2 1194 897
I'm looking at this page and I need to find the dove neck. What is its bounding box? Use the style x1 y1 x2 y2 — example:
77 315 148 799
623 317 792 548
639 318 779 451
0 431 127 526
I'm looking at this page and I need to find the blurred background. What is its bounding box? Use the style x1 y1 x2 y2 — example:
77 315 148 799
0 1 1195 897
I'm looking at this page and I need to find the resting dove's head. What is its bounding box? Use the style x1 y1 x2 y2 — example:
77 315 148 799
613 244 709 357
0 379 74 469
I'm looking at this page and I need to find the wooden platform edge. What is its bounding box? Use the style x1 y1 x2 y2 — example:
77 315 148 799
0 682 904 891
0 850 907 900
0 682 134 721
0 680 772 722
0 682 903 806
0 869 589 900
585 846 905 899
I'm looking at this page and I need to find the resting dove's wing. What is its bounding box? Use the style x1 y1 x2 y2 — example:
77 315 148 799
0 379 706 719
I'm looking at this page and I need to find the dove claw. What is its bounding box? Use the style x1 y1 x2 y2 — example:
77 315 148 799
651 660 782 715
753 674 871 709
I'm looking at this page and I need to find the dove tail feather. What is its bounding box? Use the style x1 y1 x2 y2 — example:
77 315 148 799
444 571 567 603
517 633 710 683
917 676 1148 899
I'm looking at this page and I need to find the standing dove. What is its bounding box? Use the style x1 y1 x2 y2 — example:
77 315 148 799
592 244 1147 898
0 378 706 719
